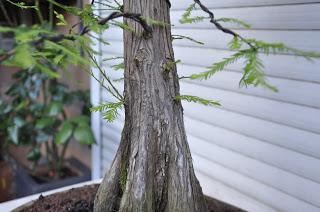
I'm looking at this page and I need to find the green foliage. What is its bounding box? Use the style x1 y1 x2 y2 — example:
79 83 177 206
55 115 95 145
241 50 278 91
0 66 94 177
54 11 67 26
228 37 242 50
103 57 124 71
140 16 170 27
188 36 320 91
179 3 207 24
189 50 247 80
216 18 251 29
112 62 125 71
111 21 135 33
8 126 19 145
74 125 95 145
46 102 63 116
4 0 38 10
91 101 123 122
55 121 73 144
27 148 41 162
174 95 220 107
36 117 56 130
164 59 181 72
172 34 204 45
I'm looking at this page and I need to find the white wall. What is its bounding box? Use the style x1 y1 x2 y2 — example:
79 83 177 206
93 1 320 211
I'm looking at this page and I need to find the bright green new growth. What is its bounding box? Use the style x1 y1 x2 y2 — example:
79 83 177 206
216 18 251 29
172 34 204 45
174 95 221 107
54 11 67 26
164 59 181 72
90 102 124 122
188 38 320 92
179 3 207 24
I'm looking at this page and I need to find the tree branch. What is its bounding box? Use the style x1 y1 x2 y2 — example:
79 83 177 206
0 11 152 63
193 0 256 49
166 0 171 8
80 11 152 36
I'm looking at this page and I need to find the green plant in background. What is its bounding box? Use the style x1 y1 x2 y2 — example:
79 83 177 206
0 66 94 179
0 0 95 180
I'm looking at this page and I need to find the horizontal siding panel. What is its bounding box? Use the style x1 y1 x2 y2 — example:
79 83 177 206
101 146 116 169
178 64 320 108
102 144 117 159
170 4 320 30
102 41 320 83
188 135 320 206
171 0 320 10
185 117 320 183
193 155 320 212
180 82 320 133
182 102 320 159
101 4 320 30
196 171 278 212
172 29 320 52
102 132 120 152
103 28 320 52
101 155 112 174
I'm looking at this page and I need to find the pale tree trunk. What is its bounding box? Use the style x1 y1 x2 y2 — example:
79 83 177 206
94 0 207 211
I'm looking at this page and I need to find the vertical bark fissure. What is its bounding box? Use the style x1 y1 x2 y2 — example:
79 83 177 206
94 0 207 211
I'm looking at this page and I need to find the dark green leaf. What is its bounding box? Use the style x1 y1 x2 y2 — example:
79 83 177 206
36 117 55 129
27 148 41 162
174 95 221 107
55 121 73 144
8 126 19 145
46 102 63 116
69 115 90 126
74 125 95 145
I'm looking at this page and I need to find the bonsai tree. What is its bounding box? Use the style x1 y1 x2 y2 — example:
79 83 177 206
0 0 319 211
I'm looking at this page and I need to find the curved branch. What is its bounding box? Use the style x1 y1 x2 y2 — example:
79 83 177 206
193 0 256 49
0 11 152 63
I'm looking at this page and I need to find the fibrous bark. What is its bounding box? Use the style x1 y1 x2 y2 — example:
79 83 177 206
94 0 207 211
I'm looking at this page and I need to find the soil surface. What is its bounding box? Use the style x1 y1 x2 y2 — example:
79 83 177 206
18 184 245 212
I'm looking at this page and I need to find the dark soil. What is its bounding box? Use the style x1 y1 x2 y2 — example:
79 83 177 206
18 184 245 212
31 166 78 184
18 184 99 212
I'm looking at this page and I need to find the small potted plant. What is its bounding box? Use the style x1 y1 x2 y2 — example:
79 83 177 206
0 109 14 203
0 66 95 198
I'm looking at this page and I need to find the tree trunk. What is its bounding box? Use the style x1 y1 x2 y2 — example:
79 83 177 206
94 0 207 211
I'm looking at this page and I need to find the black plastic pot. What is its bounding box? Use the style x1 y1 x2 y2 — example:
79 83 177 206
14 157 91 198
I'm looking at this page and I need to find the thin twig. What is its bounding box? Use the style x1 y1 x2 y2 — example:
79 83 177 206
35 0 44 24
0 1 13 26
88 51 124 101
193 0 256 49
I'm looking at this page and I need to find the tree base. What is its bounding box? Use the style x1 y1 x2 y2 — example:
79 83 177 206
14 184 245 212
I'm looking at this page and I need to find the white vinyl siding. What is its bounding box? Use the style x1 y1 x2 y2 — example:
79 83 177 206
94 1 320 211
